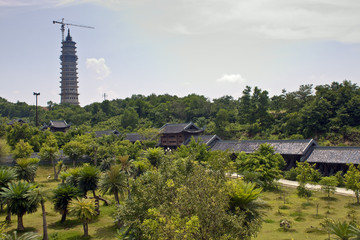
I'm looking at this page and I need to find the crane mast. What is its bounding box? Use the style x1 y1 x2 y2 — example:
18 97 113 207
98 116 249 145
53 18 94 42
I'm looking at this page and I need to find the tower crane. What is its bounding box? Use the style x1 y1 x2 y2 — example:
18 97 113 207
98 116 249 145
53 18 94 42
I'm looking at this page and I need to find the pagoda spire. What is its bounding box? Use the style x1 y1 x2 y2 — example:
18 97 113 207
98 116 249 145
65 29 72 41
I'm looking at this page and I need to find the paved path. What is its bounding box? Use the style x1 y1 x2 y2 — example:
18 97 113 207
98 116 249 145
277 179 355 197
229 173 355 197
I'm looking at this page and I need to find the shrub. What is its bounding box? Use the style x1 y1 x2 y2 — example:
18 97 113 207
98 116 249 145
284 168 298 181
334 171 345 187
297 185 312 199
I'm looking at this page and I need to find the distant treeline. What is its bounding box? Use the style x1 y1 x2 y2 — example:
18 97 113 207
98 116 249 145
1 80 360 145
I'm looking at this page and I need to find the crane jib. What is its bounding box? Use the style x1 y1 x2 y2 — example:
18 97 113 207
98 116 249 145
52 18 94 42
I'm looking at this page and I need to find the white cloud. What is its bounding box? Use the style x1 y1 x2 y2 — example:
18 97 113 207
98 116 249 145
85 58 110 80
167 24 195 35
0 0 60 7
83 0 360 42
4 0 360 42
216 74 246 84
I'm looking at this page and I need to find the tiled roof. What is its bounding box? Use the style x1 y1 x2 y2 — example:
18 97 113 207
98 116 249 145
210 139 317 155
49 120 70 128
306 147 360 164
125 133 145 142
160 122 202 134
184 135 221 147
7 119 27 125
95 130 120 138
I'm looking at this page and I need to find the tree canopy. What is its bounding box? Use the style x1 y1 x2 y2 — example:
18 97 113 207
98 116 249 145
1 80 360 145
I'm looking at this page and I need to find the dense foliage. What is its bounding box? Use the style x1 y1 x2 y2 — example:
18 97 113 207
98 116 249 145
114 154 268 240
1 80 360 145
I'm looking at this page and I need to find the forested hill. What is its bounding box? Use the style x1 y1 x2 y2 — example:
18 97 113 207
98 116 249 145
1 80 360 146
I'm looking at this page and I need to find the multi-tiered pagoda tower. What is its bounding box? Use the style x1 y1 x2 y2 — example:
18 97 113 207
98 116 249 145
59 29 79 105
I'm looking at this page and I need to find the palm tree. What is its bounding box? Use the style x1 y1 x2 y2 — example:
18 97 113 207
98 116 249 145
78 165 100 197
226 180 269 238
0 168 17 188
68 197 97 237
78 165 100 214
99 165 127 204
118 156 134 200
349 224 360 239
53 184 79 223
31 187 51 240
0 181 39 231
1 231 40 240
326 220 358 240
64 167 82 187
14 158 39 183
0 168 17 221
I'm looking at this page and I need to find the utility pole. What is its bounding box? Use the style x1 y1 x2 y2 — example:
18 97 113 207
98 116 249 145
33 92 40 126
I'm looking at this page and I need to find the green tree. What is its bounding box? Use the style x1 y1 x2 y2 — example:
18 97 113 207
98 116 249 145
176 137 210 164
12 140 33 159
137 128 160 148
144 148 165 167
99 165 127 204
6 123 33 149
115 159 266 240
0 139 10 159
39 134 61 180
121 108 139 131
78 165 101 214
301 98 332 138
326 220 358 240
14 158 39 183
236 144 285 188
0 181 39 231
53 184 80 223
75 134 99 166
0 168 17 222
68 197 97 237
215 108 230 137
31 187 50 240
118 155 135 200
319 176 338 198
295 162 316 198
238 86 252 124
344 164 360 204
226 180 269 238
0 168 17 189
62 140 86 167
140 208 201 240
206 150 234 179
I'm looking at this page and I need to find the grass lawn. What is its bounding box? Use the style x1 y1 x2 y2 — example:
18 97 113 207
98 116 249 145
255 185 360 240
1 165 359 240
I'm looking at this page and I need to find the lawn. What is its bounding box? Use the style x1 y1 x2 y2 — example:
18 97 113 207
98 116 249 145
255 185 359 240
1 165 358 240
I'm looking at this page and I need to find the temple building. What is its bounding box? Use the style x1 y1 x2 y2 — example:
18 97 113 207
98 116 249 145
59 29 79 105
159 122 205 148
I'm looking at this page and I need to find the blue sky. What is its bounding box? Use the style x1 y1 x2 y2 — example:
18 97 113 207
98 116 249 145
1 0 360 106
